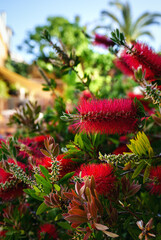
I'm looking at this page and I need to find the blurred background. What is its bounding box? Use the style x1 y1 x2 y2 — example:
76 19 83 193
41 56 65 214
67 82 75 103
0 0 161 137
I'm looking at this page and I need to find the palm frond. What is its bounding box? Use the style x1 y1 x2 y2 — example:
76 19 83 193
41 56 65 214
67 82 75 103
140 19 160 28
132 12 151 32
121 2 132 35
132 31 154 40
101 10 122 27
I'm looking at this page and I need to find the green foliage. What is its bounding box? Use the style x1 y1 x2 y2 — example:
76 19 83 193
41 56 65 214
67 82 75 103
101 0 161 42
127 132 154 158
5 58 30 78
65 133 102 162
111 28 126 46
8 101 42 133
0 136 17 161
20 16 88 62
0 79 8 98
1 5 161 240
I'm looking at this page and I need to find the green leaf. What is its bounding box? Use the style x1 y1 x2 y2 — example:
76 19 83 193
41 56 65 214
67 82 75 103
42 87 50 91
116 28 120 38
23 189 45 201
57 221 72 230
132 161 145 179
128 226 140 240
143 164 151 183
35 174 52 193
39 165 51 182
54 184 61 191
12 146 17 158
134 98 145 118
75 82 85 91
33 185 41 192
36 202 49 215
59 171 75 184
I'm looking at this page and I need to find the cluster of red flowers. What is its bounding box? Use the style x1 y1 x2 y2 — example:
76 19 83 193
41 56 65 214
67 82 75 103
35 154 80 179
79 90 93 103
56 154 80 178
127 92 153 114
77 163 116 196
93 34 115 48
115 42 161 83
19 135 49 159
38 223 58 240
0 230 7 239
148 166 161 195
0 159 26 201
74 98 140 135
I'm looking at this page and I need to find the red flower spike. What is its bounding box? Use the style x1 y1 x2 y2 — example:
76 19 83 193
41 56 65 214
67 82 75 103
148 166 161 194
38 223 58 240
115 42 161 82
93 34 115 48
0 230 7 239
127 92 153 114
79 90 93 104
74 98 139 135
113 145 129 155
0 184 24 201
78 163 116 196
18 135 49 159
56 154 80 178
0 159 26 201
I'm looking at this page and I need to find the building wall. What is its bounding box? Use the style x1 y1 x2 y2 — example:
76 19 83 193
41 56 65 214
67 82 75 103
0 12 12 66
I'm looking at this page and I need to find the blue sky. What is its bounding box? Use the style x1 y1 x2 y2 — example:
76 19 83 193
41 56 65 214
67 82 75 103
1 0 161 63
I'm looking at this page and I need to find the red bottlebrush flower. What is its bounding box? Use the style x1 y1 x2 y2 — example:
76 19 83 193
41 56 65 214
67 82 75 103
19 135 49 159
78 163 116 195
56 154 80 178
0 230 7 239
127 92 144 101
114 56 134 77
0 159 26 201
36 157 52 169
73 98 140 135
113 144 129 155
31 135 49 148
127 92 153 114
0 184 24 201
93 34 115 48
0 168 12 183
68 124 76 134
115 42 161 82
148 166 161 195
79 90 93 103
38 223 58 240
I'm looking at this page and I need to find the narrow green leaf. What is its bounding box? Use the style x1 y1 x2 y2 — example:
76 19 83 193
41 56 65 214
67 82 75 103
54 184 61 191
116 28 120 38
35 174 52 192
12 146 17 158
39 165 51 182
57 221 72 230
143 164 151 183
23 189 44 201
59 171 75 183
132 161 145 179
36 202 49 215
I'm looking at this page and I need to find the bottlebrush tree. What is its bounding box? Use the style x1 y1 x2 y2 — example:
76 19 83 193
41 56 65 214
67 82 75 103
0 28 161 240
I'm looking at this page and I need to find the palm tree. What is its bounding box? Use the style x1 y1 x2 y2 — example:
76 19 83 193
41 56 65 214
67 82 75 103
101 0 161 42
